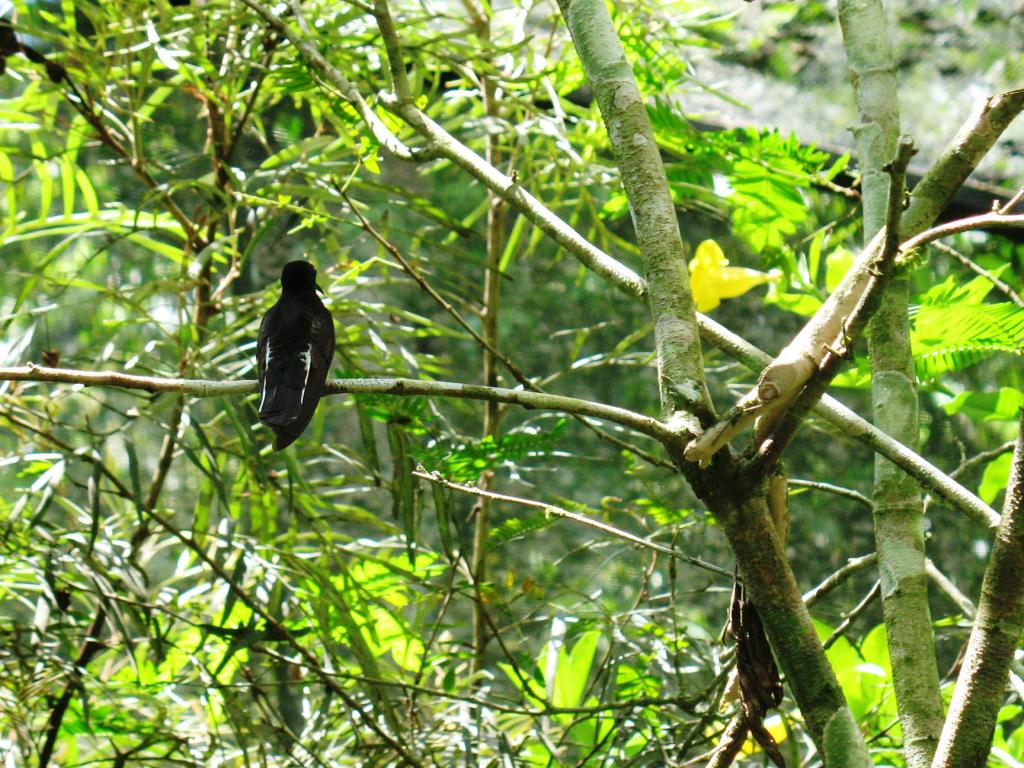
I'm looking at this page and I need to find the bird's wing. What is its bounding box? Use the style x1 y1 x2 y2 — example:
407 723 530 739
258 303 313 428
259 347 310 427
257 307 274 384
256 306 279 417
307 309 336 395
265 309 334 451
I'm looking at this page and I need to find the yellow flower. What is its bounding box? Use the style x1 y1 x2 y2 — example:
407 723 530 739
689 239 781 312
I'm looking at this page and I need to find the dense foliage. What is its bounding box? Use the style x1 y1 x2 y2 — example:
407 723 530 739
0 0 1022 766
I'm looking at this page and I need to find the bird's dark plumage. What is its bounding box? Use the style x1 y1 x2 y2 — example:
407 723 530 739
257 261 335 450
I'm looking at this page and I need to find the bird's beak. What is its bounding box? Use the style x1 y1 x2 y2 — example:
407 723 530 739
316 284 326 295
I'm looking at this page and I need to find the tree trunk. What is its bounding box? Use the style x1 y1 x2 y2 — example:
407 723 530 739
838 1 945 764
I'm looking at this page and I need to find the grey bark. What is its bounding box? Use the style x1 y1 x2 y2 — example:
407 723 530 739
555 0 712 429
837 1 945 765
933 412 1024 766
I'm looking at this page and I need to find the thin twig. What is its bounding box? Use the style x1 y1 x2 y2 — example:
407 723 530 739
412 468 733 579
802 553 878 607
923 440 1017 515
998 186 1024 215
926 558 1024 701
788 478 872 509
925 558 976 618
930 241 1024 307
342 191 532 385
950 441 1020 481
822 580 881 650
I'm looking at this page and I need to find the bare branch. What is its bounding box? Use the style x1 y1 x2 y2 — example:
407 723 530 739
925 559 977 618
412 468 733 579
822 580 881 650
3 359 996 526
0 365 676 443
902 89 1024 235
789 478 872 509
898 212 1024 262
930 241 1024 308
803 553 878 607
998 186 1024 215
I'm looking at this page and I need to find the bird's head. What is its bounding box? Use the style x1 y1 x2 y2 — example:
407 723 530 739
280 260 319 292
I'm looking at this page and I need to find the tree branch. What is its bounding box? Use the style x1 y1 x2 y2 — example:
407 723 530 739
934 410 1024 767
696 314 999 528
412 468 733 579
898 212 1024 262
752 138 916 473
2 359 996 526
822 580 881 651
0 365 676 444
686 137 917 470
789 478 872 509
803 553 878 607
901 89 1024 235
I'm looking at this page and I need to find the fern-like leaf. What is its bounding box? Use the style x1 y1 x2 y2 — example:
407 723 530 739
911 299 1024 380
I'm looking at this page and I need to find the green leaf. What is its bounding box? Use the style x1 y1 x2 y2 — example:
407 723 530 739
388 422 417 565
414 421 566 484
825 247 853 293
767 289 822 317
259 135 342 170
487 512 556 550
943 389 1024 423
431 480 456 561
980 453 1013 505
912 297 1024 380
0 148 17 235
554 630 600 709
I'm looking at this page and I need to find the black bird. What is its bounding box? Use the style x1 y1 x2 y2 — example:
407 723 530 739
257 261 335 450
